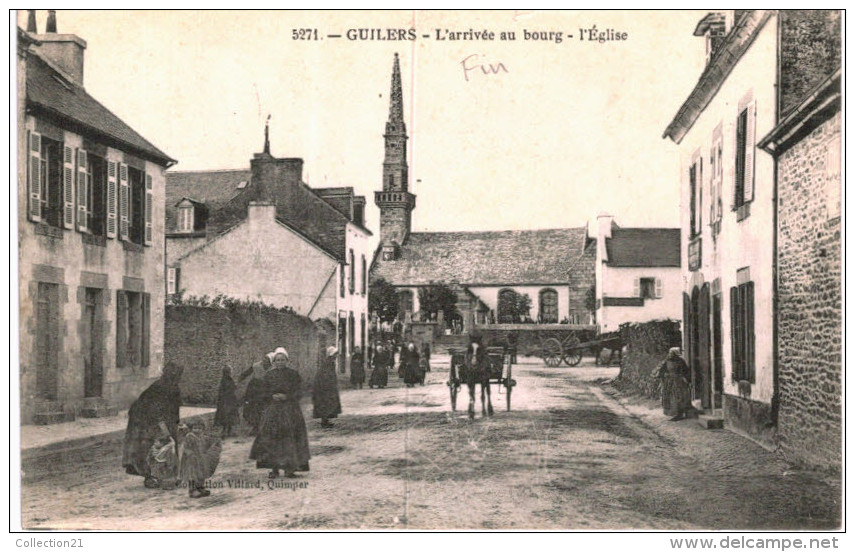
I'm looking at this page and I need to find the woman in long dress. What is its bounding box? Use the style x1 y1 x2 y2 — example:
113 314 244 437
350 346 365 389
249 348 310 478
122 362 183 489
213 366 239 436
369 343 389 389
241 353 273 435
652 347 693 421
401 342 421 388
313 347 343 428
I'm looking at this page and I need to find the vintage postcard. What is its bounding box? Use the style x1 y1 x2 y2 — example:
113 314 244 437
13 10 843 533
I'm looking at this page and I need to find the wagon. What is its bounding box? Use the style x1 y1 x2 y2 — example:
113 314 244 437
447 346 516 412
539 330 622 367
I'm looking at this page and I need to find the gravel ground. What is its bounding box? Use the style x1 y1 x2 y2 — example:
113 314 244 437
20 356 841 530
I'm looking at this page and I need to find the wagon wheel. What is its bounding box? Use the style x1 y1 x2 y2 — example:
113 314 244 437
505 360 514 411
542 337 563 367
563 348 583 367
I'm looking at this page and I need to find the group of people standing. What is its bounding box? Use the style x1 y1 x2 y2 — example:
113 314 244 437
347 340 431 390
122 345 345 497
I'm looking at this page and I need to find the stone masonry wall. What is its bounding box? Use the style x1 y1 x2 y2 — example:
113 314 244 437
615 320 683 399
165 305 330 405
776 112 841 471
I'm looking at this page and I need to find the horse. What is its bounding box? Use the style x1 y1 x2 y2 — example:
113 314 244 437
462 340 494 419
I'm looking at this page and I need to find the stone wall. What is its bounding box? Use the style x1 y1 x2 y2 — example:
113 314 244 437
776 112 841 471
165 305 331 405
568 245 596 322
614 320 682 399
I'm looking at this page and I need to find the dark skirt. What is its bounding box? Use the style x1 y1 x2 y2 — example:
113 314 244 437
123 423 159 477
661 376 692 416
369 366 388 388
403 364 420 385
249 400 310 472
350 362 365 385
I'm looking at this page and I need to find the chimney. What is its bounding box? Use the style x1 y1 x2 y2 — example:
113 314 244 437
597 212 614 240
26 10 37 33
32 10 87 86
247 202 276 227
46 10 57 33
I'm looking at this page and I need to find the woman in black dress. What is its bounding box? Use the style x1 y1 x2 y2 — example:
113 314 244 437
249 348 310 478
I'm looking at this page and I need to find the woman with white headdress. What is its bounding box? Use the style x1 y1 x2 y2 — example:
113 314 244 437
240 351 275 435
652 347 693 421
249 347 310 478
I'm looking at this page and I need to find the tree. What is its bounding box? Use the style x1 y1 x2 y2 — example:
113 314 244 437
369 277 399 322
418 283 458 320
585 283 597 313
513 292 532 322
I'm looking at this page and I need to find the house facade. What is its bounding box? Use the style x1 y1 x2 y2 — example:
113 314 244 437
370 54 595 333
18 14 175 424
758 70 841 470
594 214 682 333
165 138 371 373
663 10 841 448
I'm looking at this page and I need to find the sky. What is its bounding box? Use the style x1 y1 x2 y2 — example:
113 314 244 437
19 10 708 247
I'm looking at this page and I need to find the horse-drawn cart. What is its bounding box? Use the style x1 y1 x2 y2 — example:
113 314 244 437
448 346 516 414
539 330 623 367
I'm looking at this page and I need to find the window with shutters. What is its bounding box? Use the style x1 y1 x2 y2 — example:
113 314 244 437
689 153 703 237
539 288 559 323
349 249 355 295
729 281 755 383
178 205 194 233
639 278 656 299
86 153 108 236
36 282 61 400
29 136 65 229
734 98 756 219
361 255 367 294
116 290 150 368
128 167 146 245
167 267 180 295
709 132 723 232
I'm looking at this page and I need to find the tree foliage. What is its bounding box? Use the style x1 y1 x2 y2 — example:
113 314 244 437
418 282 458 319
369 277 399 322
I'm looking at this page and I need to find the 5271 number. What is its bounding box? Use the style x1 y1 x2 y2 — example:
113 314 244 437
292 29 320 40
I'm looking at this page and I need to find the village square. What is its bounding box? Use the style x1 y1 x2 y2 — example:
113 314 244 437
14 10 842 530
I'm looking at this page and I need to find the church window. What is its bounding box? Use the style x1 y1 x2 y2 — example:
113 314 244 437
398 290 413 317
497 288 516 324
539 288 559 324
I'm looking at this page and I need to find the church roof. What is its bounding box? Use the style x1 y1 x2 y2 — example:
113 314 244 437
605 227 681 267
372 228 591 286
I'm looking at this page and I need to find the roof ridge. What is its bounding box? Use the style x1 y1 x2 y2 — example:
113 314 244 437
167 167 253 175
410 227 587 235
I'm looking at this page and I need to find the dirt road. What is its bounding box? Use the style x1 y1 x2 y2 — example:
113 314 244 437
21 357 841 530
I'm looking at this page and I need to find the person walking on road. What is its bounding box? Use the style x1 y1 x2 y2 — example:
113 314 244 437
213 366 239 437
313 347 343 428
652 347 693 421
369 343 390 389
249 347 310 479
350 346 365 390
401 342 421 388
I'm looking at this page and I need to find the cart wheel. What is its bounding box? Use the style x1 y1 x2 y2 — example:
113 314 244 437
542 338 563 367
505 363 513 411
563 349 583 367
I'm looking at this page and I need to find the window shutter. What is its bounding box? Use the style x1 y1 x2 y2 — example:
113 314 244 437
76 149 89 232
744 101 756 204
633 278 640 298
709 147 717 223
167 268 176 295
116 290 128 368
655 278 663 299
106 161 118 238
28 132 42 222
63 145 75 230
144 173 153 246
729 286 740 381
682 292 691 359
745 282 755 383
119 163 129 240
142 293 151 367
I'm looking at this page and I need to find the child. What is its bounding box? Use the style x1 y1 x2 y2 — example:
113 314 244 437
178 423 223 498
145 435 178 490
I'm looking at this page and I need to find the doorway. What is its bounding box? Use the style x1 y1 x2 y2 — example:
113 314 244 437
83 288 103 398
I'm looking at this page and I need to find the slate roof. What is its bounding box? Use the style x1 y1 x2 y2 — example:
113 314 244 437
605 228 681 267
165 167 367 262
371 228 590 286
25 51 174 166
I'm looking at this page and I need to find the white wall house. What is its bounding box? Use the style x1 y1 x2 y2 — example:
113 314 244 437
594 214 682 333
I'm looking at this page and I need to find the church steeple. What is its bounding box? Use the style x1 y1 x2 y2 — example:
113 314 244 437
376 53 416 253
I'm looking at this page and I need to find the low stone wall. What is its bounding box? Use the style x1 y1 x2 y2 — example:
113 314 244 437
614 320 682 398
165 305 332 405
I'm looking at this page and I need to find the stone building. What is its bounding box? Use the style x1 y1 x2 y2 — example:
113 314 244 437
17 12 175 424
757 69 841 470
165 133 371 373
594 214 682 333
663 10 841 448
370 54 596 334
